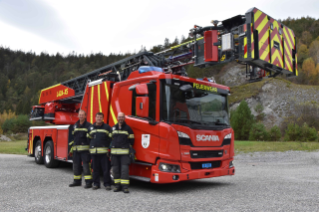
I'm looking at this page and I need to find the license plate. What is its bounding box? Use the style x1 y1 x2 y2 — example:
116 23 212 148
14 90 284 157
202 163 212 168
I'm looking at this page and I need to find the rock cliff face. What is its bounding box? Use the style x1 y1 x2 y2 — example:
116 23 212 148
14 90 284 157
219 64 247 87
0 134 11 141
218 64 319 129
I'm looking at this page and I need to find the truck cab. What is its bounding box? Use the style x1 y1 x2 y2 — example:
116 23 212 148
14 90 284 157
102 67 235 183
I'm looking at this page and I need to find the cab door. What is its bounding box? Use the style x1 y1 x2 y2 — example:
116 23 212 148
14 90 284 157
126 82 160 164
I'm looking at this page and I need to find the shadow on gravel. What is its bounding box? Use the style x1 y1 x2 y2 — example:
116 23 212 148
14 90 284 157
129 179 232 193
26 158 232 193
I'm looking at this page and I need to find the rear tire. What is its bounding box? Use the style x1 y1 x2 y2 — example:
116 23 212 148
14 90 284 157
44 141 59 168
34 140 44 164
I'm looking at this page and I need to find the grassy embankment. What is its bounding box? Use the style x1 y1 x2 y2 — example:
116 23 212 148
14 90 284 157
0 140 28 155
235 141 319 153
0 140 318 155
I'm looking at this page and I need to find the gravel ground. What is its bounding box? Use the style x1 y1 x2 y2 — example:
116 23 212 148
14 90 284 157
0 151 319 212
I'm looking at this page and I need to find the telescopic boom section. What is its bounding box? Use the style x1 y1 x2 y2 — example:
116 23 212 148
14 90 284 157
33 7 298 121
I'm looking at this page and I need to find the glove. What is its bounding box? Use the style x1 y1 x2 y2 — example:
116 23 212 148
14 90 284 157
69 141 74 156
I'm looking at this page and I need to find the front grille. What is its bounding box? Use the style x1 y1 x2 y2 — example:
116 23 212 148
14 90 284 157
189 161 221 170
190 150 223 158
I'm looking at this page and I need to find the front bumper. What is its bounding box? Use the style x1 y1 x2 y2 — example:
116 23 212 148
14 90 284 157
150 159 235 184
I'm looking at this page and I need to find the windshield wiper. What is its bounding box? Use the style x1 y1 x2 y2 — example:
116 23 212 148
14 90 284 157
188 120 202 125
176 119 202 125
213 122 229 126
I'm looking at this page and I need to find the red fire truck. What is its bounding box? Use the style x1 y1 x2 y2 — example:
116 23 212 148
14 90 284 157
27 7 297 183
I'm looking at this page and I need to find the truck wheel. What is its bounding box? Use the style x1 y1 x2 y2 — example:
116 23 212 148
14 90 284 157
44 141 59 168
34 140 44 164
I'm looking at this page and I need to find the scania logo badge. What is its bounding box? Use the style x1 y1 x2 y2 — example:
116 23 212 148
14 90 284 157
196 135 219 142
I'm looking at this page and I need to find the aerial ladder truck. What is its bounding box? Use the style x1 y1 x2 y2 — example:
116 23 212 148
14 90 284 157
27 7 297 183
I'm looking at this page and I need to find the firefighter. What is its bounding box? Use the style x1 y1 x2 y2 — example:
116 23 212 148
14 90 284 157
111 112 134 193
89 112 112 190
69 110 93 188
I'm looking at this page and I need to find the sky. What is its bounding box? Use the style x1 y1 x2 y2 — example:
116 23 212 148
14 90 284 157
0 0 318 56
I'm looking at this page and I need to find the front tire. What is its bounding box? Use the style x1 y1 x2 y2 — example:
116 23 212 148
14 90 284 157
34 140 44 164
44 141 59 168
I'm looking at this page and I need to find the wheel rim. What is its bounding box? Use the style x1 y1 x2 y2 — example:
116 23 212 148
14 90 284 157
35 144 41 161
45 146 51 164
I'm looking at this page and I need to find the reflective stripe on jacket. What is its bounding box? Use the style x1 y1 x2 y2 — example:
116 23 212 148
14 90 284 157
89 122 112 154
111 122 134 149
73 145 90 151
89 147 108 154
72 120 92 147
111 148 129 155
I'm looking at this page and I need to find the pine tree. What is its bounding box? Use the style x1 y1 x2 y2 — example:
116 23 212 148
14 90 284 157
230 100 255 140
164 38 170 48
22 100 31 115
181 35 186 43
172 37 179 46
16 100 24 115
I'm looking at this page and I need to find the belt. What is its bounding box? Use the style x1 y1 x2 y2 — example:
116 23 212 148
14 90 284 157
89 147 108 154
73 145 90 151
111 148 129 155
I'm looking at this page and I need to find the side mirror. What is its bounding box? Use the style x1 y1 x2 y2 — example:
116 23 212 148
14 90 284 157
136 96 149 118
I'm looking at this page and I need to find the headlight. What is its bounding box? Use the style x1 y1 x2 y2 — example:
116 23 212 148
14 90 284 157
229 161 234 168
177 131 192 146
177 131 190 139
222 133 232 146
224 133 232 139
159 163 181 173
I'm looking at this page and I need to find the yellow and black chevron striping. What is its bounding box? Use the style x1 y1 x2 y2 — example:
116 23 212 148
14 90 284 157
240 7 297 76
250 23 254 59
253 8 270 63
270 18 283 68
244 24 254 59
243 24 247 58
283 26 295 72
295 53 298 75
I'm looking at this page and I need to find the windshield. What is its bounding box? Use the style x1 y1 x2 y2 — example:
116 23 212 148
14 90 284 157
161 79 230 129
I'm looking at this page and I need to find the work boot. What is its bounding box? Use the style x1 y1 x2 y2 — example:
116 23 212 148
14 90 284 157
84 184 92 189
92 185 100 190
113 187 121 192
105 186 111 191
69 182 81 187
123 188 130 193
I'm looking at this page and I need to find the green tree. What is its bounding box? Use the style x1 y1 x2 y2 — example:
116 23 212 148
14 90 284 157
0 74 8 97
22 100 31 115
249 123 269 141
181 35 186 43
309 40 319 64
164 38 170 48
269 125 281 141
254 103 265 122
172 37 179 46
297 44 309 65
230 100 255 140
16 100 24 115
300 31 313 46
300 122 318 142
284 123 301 141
